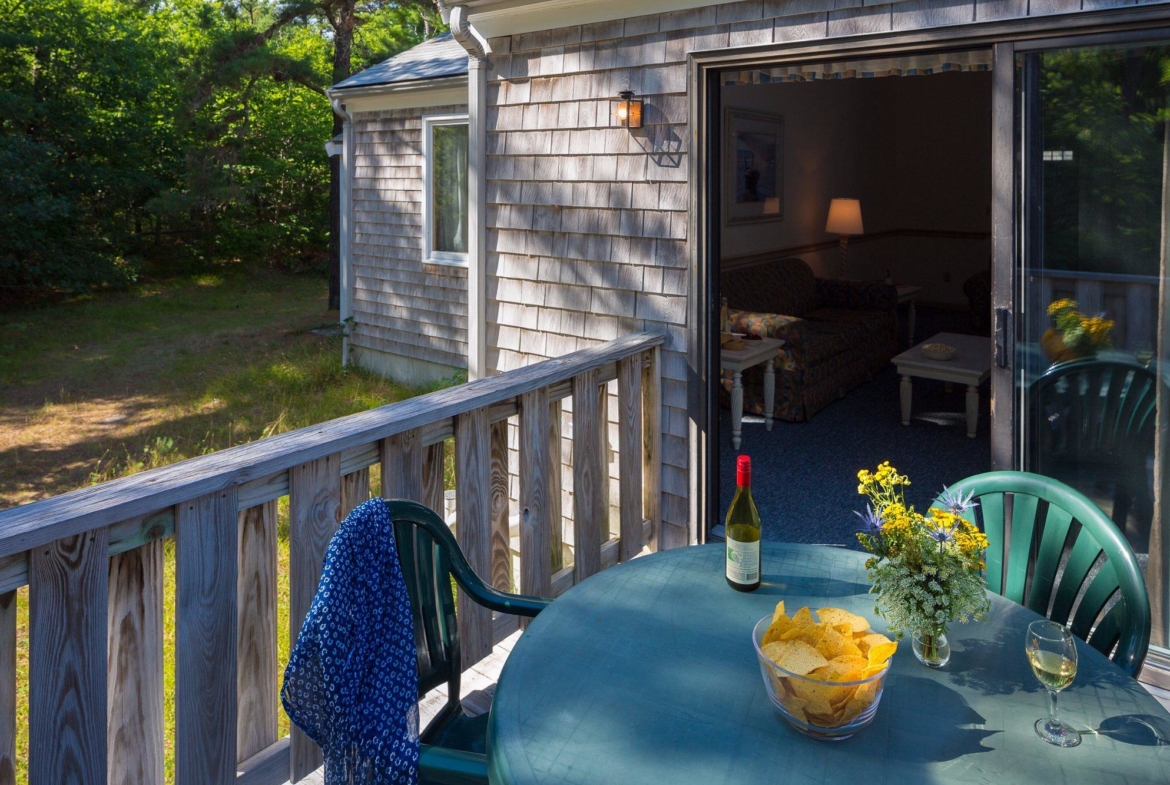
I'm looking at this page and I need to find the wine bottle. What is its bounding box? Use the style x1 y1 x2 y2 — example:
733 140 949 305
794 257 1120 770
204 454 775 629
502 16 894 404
725 455 761 592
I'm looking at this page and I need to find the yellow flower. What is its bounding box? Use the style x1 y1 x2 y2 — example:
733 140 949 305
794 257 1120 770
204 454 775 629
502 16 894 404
1047 298 1077 316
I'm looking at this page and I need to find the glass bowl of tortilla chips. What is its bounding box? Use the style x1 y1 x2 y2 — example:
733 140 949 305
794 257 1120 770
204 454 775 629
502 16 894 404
752 602 896 740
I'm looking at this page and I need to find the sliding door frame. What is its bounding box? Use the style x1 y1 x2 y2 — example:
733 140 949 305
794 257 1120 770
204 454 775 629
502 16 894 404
687 4 1170 543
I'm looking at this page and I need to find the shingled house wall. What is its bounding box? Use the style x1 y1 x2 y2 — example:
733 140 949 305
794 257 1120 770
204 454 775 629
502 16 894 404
350 104 470 385
478 0 1148 545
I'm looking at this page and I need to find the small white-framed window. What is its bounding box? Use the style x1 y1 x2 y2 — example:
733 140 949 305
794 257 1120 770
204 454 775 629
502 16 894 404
422 113 469 266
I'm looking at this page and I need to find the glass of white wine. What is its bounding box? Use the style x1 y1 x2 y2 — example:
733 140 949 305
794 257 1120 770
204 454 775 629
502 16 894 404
1026 620 1080 747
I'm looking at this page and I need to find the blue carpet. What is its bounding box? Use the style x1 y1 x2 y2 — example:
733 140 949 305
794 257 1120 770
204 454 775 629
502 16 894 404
718 312 991 548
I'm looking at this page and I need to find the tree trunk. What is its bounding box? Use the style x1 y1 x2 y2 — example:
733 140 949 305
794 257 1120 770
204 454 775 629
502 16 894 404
326 0 356 312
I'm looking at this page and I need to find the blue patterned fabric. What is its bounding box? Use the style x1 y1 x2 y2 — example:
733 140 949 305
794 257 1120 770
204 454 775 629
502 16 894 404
282 498 420 784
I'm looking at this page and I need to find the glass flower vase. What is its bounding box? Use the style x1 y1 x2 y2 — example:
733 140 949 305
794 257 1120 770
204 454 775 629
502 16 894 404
911 626 951 668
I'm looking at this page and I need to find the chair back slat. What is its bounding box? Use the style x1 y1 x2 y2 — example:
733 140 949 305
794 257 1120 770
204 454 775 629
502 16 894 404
1049 529 1103 626
935 471 1150 677
1071 568 1121 651
977 493 1006 595
393 521 458 699
1089 602 1126 662
1004 493 1041 605
1026 503 1075 616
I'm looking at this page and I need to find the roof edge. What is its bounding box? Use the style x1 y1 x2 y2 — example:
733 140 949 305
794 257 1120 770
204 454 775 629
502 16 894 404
327 74 469 100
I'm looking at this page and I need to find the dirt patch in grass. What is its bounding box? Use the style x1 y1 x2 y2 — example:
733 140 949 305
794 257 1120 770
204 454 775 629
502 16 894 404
0 267 429 508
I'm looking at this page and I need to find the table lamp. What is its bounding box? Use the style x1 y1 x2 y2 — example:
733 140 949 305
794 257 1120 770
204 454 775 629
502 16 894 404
826 198 864 279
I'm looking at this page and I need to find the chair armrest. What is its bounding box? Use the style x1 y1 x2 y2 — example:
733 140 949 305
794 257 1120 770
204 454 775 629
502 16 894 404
419 744 489 785
729 310 808 349
383 499 552 618
815 278 897 311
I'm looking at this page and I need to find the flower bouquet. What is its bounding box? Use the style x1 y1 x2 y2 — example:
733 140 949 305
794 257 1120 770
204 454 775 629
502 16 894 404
1042 299 1114 363
854 462 991 668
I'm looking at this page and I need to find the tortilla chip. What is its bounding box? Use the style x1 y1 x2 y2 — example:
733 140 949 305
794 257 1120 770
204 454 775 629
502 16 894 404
762 615 796 645
791 606 815 628
772 600 787 622
773 640 829 676
856 632 893 656
817 607 871 634
867 640 898 667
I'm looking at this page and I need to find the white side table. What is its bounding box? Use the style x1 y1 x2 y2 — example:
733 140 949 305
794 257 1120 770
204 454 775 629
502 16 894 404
720 337 785 450
892 332 991 439
895 285 923 347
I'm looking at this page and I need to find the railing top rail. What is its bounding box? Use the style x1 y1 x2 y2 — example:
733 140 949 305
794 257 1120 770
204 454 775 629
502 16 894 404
0 332 664 559
1023 268 1160 286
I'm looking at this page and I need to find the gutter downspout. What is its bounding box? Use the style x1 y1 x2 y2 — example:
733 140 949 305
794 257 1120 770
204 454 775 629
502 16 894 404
450 6 488 380
331 97 355 367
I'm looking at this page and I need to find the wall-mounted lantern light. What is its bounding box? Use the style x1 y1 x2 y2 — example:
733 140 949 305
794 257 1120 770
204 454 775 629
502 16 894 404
615 90 643 129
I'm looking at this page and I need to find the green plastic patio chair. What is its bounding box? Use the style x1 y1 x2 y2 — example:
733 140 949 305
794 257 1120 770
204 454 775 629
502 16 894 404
934 471 1151 677
386 499 551 785
1026 358 1161 535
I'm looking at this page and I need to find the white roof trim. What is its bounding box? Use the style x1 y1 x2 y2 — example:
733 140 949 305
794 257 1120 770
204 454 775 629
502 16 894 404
327 75 469 113
469 0 748 39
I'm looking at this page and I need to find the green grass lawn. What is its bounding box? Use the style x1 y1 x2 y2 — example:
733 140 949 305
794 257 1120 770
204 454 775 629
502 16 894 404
1 267 446 783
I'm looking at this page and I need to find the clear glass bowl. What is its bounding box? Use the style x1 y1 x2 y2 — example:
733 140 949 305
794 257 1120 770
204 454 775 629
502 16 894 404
751 615 890 740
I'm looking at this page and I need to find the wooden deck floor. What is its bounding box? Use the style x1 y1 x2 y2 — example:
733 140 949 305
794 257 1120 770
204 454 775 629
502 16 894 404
288 629 522 784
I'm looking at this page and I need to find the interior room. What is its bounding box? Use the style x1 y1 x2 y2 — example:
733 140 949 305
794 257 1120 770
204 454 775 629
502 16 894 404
716 55 995 545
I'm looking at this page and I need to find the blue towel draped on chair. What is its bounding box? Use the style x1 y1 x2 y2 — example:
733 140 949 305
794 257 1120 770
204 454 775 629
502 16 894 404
282 498 420 784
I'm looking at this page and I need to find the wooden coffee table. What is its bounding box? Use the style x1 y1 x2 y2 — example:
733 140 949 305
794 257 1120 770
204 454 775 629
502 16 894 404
720 337 784 450
892 332 990 439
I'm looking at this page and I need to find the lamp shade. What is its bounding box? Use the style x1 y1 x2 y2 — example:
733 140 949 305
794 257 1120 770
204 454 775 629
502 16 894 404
825 198 864 236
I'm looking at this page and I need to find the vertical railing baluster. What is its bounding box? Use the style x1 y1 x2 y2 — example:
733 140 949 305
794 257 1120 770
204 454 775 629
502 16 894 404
519 389 551 612
176 490 238 785
108 539 164 785
572 371 604 583
423 440 447 516
0 589 16 785
342 468 371 516
548 401 564 572
30 529 109 785
642 348 663 551
618 355 645 562
288 457 340 783
383 431 423 502
455 409 492 667
489 421 511 593
236 501 278 764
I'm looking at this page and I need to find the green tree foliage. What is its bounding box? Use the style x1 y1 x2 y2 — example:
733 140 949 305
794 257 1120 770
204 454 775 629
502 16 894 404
0 0 441 300
1038 44 1170 275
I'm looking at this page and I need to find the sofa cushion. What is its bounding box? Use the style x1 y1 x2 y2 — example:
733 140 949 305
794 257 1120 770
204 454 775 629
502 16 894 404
805 307 892 334
800 319 867 366
721 257 817 317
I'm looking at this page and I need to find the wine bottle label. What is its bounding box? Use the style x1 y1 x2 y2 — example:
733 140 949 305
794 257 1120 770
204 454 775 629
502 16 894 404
725 538 760 585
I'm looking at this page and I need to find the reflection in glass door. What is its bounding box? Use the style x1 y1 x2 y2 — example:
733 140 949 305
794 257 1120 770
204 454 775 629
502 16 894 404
1017 39 1170 660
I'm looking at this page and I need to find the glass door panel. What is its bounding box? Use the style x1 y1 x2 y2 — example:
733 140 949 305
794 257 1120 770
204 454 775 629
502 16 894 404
1017 40 1170 657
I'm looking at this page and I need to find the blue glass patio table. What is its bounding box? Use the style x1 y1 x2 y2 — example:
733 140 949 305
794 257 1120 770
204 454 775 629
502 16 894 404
488 542 1170 784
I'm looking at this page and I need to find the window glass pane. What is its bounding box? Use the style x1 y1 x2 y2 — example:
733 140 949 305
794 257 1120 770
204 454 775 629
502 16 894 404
1018 42 1170 654
432 123 468 255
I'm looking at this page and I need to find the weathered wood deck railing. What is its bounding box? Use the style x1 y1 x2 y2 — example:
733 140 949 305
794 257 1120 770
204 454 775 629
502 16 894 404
1025 268 1160 352
0 331 665 785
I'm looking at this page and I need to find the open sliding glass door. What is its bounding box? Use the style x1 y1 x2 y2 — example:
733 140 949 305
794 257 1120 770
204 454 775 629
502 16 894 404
1013 31 1170 673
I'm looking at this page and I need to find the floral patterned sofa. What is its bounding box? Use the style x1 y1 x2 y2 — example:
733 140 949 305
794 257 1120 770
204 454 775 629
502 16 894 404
721 257 898 422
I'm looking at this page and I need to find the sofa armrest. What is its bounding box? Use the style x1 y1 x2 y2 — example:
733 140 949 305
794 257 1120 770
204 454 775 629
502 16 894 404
729 310 808 349
815 279 897 311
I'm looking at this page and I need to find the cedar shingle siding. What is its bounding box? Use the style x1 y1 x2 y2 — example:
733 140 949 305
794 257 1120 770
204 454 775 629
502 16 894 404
350 0 1145 541
350 105 469 381
479 0 1136 545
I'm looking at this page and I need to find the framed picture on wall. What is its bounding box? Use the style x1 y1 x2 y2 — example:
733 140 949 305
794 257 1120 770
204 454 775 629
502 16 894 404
724 109 784 226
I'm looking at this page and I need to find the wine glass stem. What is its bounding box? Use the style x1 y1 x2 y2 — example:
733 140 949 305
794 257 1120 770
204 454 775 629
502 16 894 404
1047 689 1059 726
